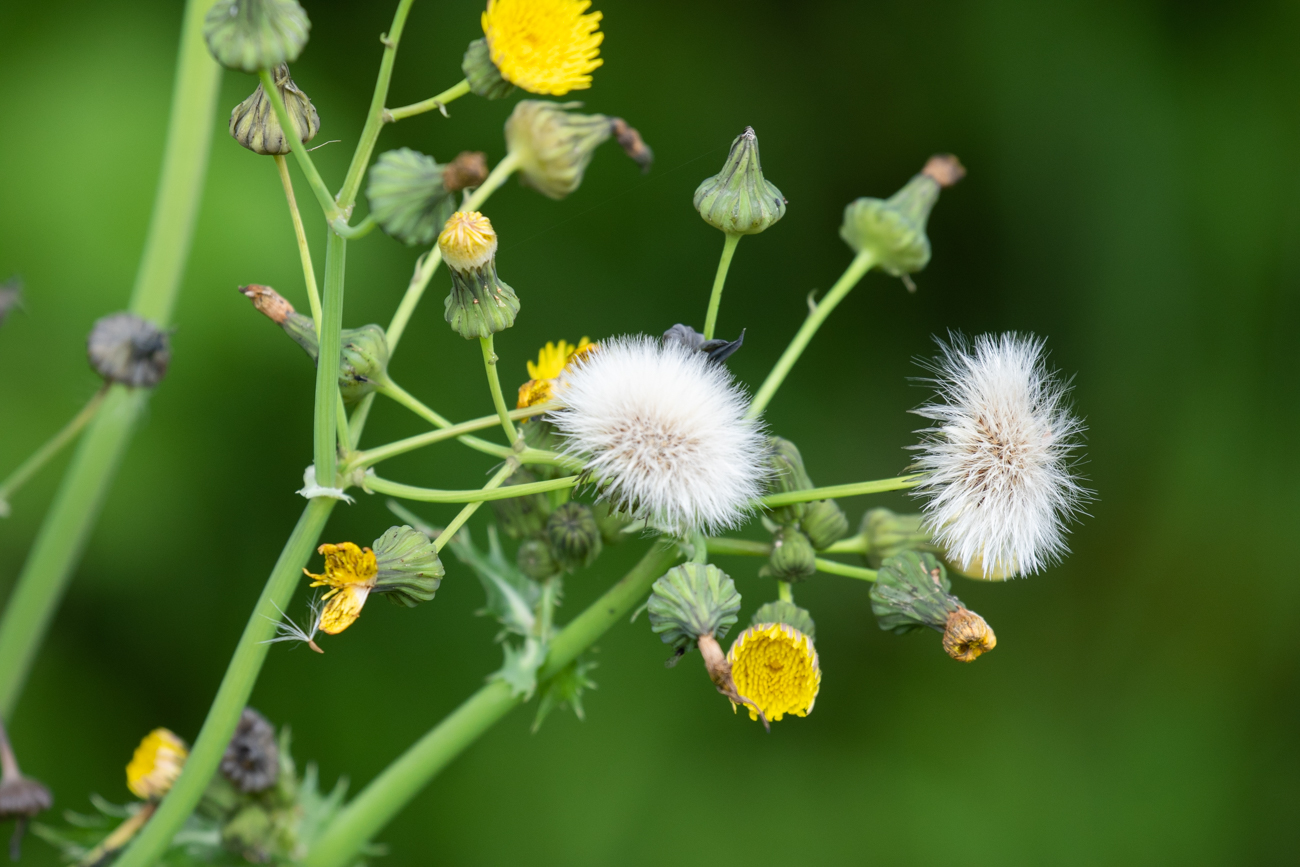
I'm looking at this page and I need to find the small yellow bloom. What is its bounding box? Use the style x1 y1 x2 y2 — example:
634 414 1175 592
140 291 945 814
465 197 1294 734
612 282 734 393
482 0 604 96
126 728 188 800
727 622 821 722
304 542 378 635
438 211 497 272
518 338 594 409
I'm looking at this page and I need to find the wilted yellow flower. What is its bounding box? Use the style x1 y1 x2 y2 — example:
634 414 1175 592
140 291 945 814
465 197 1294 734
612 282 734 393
727 622 821 722
126 728 188 800
438 211 498 272
304 542 378 635
517 338 595 409
482 0 604 96
942 608 997 662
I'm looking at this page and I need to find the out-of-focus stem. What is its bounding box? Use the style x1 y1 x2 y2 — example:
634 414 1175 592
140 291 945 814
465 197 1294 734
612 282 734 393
0 386 108 517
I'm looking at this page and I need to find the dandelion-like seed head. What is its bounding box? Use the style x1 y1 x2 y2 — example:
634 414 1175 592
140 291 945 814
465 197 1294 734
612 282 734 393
911 333 1087 578
727 622 821 722
547 335 766 536
482 0 604 96
126 728 188 800
304 542 378 635
438 211 498 272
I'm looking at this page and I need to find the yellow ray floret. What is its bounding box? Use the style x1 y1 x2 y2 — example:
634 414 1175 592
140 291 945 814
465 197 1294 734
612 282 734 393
727 622 821 722
438 211 498 272
304 542 378 635
482 0 604 96
518 338 595 409
126 728 188 800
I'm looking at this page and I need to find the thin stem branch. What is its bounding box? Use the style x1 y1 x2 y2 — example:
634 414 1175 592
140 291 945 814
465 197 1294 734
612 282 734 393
480 335 517 443
702 233 740 340
430 463 516 552
822 535 868 555
760 475 920 509
778 580 794 602
348 395 375 451
374 380 504 458
274 154 322 332
345 405 552 472
366 472 579 506
814 558 877 582
0 386 108 516
330 213 377 240
384 78 472 122
704 537 770 557
259 69 339 222
747 249 877 418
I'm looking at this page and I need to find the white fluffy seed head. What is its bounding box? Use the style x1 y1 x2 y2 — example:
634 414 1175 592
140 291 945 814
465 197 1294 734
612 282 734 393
547 335 768 536
910 333 1088 578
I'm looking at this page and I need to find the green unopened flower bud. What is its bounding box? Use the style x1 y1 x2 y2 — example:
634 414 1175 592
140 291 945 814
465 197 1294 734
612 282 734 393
372 525 444 607
859 508 936 567
647 563 741 652
761 526 817 581
438 211 519 339
204 0 310 73
222 803 275 863
802 499 849 550
517 538 561 581
840 154 965 279
545 502 603 571
505 101 651 200
87 312 170 388
462 37 515 100
229 63 319 156
694 127 787 236
750 599 816 642
491 469 553 539
367 149 457 247
766 437 813 524
870 551 995 662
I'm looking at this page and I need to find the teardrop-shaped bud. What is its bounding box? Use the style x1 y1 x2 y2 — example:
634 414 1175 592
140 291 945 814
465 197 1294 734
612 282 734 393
761 525 817 581
372 525 444 607
204 0 310 73
367 149 457 247
693 127 787 235
802 499 849 550
840 154 964 277
505 101 618 200
229 64 319 156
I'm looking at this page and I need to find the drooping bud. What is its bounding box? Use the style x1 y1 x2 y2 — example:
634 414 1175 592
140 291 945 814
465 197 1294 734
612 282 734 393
204 0 310 72
443 151 490 192
126 728 188 800
0 276 21 328
545 502 603 571
802 499 849 550
229 63 319 156
438 211 519 339
749 599 816 642
367 149 457 246
87 312 170 388
869 551 995 662
839 154 964 279
517 538 561 581
505 101 650 200
491 469 554 539
693 127 787 236
0 721 52 860
766 437 814 523
942 608 996 662
661 323 745 365
371 525 444 607
462 37 515 100
761 525 817 581
646 562 742 653
858 508 936 567
220 708 278 794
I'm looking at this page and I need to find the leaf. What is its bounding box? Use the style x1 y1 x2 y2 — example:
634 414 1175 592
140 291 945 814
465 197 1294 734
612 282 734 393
492 636 547 700
449 526 540 637
533 655 598 732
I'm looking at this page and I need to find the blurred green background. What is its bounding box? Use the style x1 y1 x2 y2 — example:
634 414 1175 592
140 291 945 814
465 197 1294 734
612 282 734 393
3 0 1299 864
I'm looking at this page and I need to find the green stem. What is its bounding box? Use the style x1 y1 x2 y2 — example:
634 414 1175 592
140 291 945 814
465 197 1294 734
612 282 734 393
384 78 472 122
822 535 868 555
480 335 517 444
374 380 505 459
367 473 579 506
0 386 108 516
814 558 877 582
259 69 338 222
336 391 352 456
274 154 322 332
329 213 377 240
299 540 679 867
313 233 346 488
348 395 374 451
760 475 919 509
345 405 551 472
431 463 516 551
704 537 770 557
778 580 794 603
747 249 877 419
691 531 709 564
114 499 336 867
0 0 221 718
702 233 740 340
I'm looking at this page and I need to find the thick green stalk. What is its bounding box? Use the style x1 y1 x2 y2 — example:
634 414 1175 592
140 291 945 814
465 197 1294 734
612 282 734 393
747 250 877 418
367 473 579 506
760 475 919 509
702 233 740 340
114 498 336 867
778 580 794 603
0 386 107 516
0 0 221 718
705 537 770 557
385 79 471 122
300 540 679 867
480 335 517 443
814 558 877 581
312 234 346 487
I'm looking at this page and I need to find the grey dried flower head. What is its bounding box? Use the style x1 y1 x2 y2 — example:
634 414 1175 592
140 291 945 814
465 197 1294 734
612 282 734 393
1 721 52 861
220 707 279 793
661 324 745 365
87 312 170 388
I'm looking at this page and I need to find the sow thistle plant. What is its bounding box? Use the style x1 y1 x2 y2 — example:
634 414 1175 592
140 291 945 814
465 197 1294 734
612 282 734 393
0 0 1091 864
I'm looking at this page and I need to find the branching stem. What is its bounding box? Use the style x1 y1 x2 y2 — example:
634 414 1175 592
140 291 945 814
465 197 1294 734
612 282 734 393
385 78 472 122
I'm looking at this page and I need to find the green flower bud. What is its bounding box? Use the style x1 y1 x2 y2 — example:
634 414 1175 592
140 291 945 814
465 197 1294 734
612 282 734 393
229 63 319 156
372 525 444 607
870 551 995 661
750 599 816 642
647 563 741 652
87 312 170 388
366 149 457 247
462 37 515 100
693 127 787 236
222 803 275 863
438 211 520 339
839 154 964 278
766 436 813 524
204 0 310 73
761 526 817 581
802 499 849 550
505 101 621 200
491 469 554 539
545 502 603 571
517 538 561 581
859 508 936 567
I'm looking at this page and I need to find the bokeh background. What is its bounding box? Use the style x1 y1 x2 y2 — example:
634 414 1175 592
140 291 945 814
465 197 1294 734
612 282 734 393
3 0 1299 863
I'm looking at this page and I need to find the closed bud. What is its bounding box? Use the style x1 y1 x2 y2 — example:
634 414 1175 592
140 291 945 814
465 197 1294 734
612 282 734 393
802 499 849 550
545 502 603 571
372 525 444 607
859 508 936 567
840 154 964 278
750 599 816 642
220 708 278 794
491 469 553 539
942 608 996 662
462 37 515 100
204 0 310 73
438 211 520 339
870 551 995 662
87 312 170 388
367 149 457 246
517 538 561 581
127 728 188 800
443 151 490 192
761 525 817 581
766 436 814 523
646 563 741 653
505 101 649 200
694 127 787 236
229 63 319 156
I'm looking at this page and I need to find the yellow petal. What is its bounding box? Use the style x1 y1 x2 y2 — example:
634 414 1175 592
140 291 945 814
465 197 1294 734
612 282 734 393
319 584 372 635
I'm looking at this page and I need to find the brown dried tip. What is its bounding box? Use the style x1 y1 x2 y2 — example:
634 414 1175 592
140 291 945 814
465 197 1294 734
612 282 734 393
698 634 769 732
943 607 996 662
922 154 966 188
443 151 489 193
611 118 654 174
239 284 295 325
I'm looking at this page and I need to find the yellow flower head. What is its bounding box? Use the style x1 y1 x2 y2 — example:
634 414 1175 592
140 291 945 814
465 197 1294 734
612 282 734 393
727 622 821 722
482 0 604 96
304 542 378 635
126 728 188 800
518 338 594 409
438 211 498 272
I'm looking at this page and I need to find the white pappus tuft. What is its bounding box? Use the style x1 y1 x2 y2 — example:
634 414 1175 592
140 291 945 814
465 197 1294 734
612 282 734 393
261 597 325 653
547 335 768 536
910 332 1088 578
